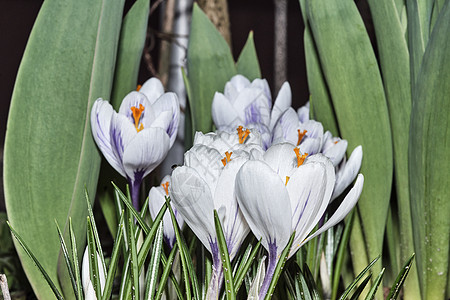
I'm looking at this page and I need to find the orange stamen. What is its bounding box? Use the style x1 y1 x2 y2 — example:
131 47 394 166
131 104 145 132
294 148 308 167
237 126 251 144
221 151 233 166
161 181 169 195
297 129 307 146
285 176 290 186
334 140 339 144
136 84 142 91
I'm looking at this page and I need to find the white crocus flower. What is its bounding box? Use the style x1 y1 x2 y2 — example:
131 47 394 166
148 175 185 249
82 247 106 300
236 143 364 299
273 102 363 200
211 74 292 149
90 77 180 210
169 128 264 299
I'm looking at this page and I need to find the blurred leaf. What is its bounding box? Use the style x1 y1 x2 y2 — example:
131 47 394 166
186 3 236 135
236 31 261 80
306 0 393 283
110 0 150 108
409 2 450 298
3 0 125 297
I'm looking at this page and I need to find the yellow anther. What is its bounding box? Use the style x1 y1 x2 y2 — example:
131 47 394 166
297 129 307 146
285 176 290 186
136 84 142 91
161 181 169 195
131 104 145 132
294 148 308 167
221 151 233 166
237 126 251 144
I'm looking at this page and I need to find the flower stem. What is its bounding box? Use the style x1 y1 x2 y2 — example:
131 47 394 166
130 178 142 211
259 243 278 299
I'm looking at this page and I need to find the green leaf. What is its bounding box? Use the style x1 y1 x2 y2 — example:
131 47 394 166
102 211 124 300
233 239 261 293
236 31 261 80
3 0 126 297
69 219 83 300
264 231 296 300
127 216 139 300
349 274 372 300
338 256 379 300
409 3 450 299
213 210 236 299
110 0 150 109
186 3 237 135
306 0 393 282
87 217 102 300
55 221 78 299
365 268 385 300
145 222 164 300
7 222 64 300
155 244 178 300
386 254 415 300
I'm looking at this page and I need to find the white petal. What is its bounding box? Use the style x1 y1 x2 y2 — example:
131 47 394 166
211 92 242 129
248 256 267 299
250 78 272 105
263 143 298 180
290 155 335 254
299 138 322 155
233 88 271 128
323 139 348 166
272 108 300 146
139 77 165 104
236 160 292 255
297 102 310 123
118 91 155 126
151 92 180 147
91 99 124 176
213 157 250 259
169 166 216 252
301 174 364 246
109 113 138 177
122 127 170 181
332 145 363 200
269 81 292 131
229 74 251 93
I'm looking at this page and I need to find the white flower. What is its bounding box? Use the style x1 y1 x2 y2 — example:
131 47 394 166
148 175 185 249
90 77 180 209
169 128 264 299
82 247 106 300
211 74 292 149
235 143 364 298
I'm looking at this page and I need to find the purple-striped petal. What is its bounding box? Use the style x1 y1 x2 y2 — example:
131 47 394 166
332 145 363 200
269 82 292 131
151 92 180 147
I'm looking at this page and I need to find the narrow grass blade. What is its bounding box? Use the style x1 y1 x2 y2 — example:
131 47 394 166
102 211 125 300
386 254 415 300
297 271 313 300
7 222 64 300
85 190 107 276
349 275 371 300
235 31 261 80
87 216 102 299
69 218 83 300
144 222 164 300
302 264 321 300
264 231 296 300
155 244 178 300
338 256 380 300
234 240 261 293
213 210 235 299
331 210 355 300
54 220 78 299
127 216 139 300
365 268 385 300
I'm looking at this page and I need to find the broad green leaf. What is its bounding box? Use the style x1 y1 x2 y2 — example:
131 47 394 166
409 2 450 298
186 3 237 135
306 0 393 283
365 0 419 295
299 0 338 136
236 31 261 80
110 0 150 109
3 0 125 298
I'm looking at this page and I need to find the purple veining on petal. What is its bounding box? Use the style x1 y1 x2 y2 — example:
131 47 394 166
293 190 312 231
259 239 278 299
245 102 262 125
225 206 240 257
95 112 110 148
110 123 125 166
